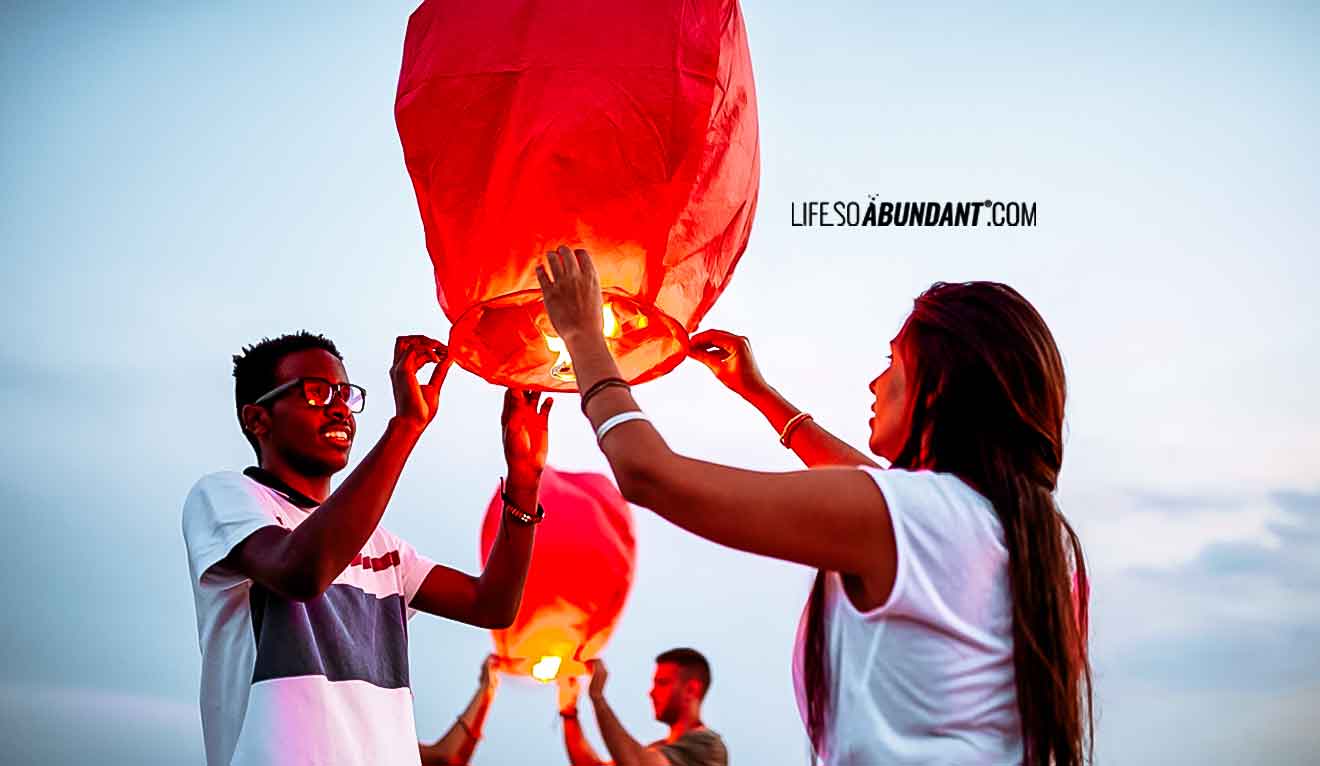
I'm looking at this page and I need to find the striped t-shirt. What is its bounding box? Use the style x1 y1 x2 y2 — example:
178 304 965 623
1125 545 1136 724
182 470 436 766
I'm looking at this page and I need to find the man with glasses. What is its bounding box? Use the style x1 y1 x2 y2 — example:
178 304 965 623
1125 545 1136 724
182 330 551 766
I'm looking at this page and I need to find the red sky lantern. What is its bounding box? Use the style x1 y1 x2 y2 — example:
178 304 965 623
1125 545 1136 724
479 467 636 681
396 0 760 391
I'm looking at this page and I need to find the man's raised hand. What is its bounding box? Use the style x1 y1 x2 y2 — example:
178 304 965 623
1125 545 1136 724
479 654 500 696
391 335 451 431
501 388 552 480
587 659 609 701
557 674 581 713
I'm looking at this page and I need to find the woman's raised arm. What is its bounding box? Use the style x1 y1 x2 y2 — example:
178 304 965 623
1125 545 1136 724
688 329 879 469
536 247 895 583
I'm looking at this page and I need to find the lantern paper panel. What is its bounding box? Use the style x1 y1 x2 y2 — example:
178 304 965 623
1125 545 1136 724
479 467 636 680
396 0 760 391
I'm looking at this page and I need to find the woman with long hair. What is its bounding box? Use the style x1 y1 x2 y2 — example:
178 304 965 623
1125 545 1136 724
536 247 1091 765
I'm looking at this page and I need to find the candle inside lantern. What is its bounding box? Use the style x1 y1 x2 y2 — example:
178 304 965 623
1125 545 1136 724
531 655 563 682
545 303 622 382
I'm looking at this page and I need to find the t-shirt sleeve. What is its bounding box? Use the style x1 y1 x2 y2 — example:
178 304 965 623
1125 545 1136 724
181 472 279 585
857 466 1004 622
387 530 438 616
650 730 728 766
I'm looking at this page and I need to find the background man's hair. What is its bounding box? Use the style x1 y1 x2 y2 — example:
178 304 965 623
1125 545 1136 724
232 331 342 459
656 647 712 699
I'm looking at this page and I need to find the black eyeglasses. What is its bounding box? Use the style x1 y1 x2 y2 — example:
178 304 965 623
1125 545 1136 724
253 377 366 413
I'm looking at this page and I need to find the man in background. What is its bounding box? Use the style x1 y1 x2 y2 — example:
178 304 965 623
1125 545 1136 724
558 648 728 766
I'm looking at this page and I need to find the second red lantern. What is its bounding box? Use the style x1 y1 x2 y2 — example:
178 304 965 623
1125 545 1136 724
479 467 636 681
396 0 760 391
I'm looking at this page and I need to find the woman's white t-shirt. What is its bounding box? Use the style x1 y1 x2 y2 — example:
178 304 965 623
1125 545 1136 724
793 468 1023 765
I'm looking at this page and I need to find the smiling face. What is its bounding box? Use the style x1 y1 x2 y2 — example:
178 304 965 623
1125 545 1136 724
868 334 915 461
255 348 356 476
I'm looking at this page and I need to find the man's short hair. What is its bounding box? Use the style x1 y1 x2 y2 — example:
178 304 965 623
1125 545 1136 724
656 647 712 699
232 331 343 458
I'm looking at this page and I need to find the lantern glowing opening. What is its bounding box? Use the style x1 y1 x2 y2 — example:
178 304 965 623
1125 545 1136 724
396 0 760 391
545 303 624 382
530 655 563 683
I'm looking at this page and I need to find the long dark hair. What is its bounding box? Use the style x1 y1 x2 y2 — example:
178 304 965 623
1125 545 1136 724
802 281 1093 765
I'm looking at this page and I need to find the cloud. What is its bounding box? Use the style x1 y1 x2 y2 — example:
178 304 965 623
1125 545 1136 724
0 684 202 765
1137 490 1320 593
1108 620 1320 693
1094 490 1320 693
1076 488 1284 573
1095 680 1320 766
1125 489 1247 514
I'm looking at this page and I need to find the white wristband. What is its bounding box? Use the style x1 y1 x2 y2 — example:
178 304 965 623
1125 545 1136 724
595 411 650 444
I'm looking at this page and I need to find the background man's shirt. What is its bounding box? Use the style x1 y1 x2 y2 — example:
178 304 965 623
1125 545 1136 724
647 728 728 766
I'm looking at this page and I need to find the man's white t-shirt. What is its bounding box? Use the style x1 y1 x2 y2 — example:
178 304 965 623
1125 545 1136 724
793 468 1023 765
182 470 437 766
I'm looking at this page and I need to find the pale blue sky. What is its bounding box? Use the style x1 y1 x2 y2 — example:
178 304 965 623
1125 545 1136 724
3 2 1318 764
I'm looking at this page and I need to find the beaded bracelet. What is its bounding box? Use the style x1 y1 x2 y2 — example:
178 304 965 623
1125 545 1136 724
499 478 546 525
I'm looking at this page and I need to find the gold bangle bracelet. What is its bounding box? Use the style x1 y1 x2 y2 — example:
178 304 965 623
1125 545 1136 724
778 412 813 447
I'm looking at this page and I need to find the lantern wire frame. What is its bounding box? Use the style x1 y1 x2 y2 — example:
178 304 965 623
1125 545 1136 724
449 288 689 392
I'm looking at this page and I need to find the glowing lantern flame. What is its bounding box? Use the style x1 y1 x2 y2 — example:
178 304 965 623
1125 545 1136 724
546 336 572 382
531 655 562 682
546 303 621 382
602 303 620 337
